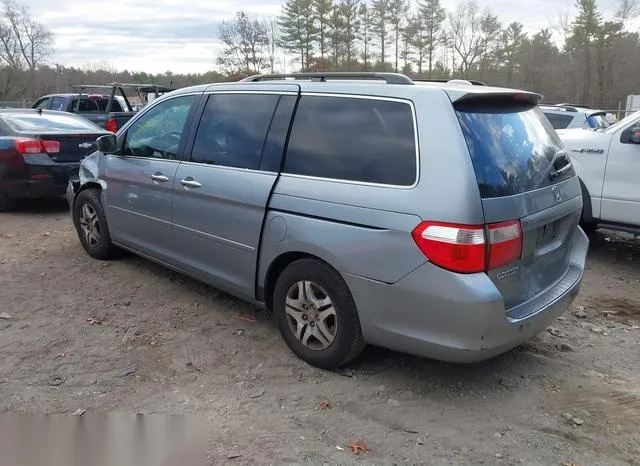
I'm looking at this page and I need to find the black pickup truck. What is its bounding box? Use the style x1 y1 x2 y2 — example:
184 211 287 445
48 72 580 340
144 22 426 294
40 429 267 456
32 83 174 133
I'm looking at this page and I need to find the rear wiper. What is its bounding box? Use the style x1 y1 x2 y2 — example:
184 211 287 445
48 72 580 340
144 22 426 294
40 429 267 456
549 154 572 180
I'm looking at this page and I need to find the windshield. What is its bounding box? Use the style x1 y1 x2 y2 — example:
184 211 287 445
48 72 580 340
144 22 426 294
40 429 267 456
605 110 640 134
456 105 573 198
4 112 103 132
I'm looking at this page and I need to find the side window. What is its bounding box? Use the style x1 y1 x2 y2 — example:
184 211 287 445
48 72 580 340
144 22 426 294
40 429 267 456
284 96 417 185
123 95 195 160
543 112 574 130
190 94 279 169
51 97 67 111
34 98 51 110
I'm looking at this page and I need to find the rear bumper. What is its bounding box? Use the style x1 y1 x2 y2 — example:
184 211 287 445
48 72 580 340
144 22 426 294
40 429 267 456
3 160 79 200
345 227 589 363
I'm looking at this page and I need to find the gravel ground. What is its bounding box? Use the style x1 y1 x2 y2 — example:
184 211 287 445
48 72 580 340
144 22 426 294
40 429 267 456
1 199 639 465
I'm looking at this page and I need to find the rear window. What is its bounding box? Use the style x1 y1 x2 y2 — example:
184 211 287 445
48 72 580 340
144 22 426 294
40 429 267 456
543 112 574 129
284 96 417 186
3 112 103 132
456 104 572 198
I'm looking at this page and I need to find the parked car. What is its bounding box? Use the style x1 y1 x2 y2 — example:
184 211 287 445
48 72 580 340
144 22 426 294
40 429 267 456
540 104 611 130
0 109 109 211
67 72 589 369
32 83 174 133
557 110 640 234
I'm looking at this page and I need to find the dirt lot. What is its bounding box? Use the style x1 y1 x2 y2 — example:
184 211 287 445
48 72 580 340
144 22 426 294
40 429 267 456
1 199 639 465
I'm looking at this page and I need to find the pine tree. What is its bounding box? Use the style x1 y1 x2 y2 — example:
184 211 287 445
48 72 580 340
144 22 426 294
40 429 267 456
314 0 334 66
388 0 408 72
359 2 372 70
417 0 446 77
571 0 603 103
371 0 391 69
279 0 318 70
339 0 361 69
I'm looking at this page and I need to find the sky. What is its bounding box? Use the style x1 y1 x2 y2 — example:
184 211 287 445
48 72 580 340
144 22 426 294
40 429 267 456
21 0 630 74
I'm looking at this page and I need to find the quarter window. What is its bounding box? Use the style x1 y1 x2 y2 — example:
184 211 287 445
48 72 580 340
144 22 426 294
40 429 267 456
190 94 279 169
284 96 417 185
123 95 195 160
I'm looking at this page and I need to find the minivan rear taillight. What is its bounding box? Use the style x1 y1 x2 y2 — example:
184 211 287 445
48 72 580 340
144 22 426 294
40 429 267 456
411 220 522 273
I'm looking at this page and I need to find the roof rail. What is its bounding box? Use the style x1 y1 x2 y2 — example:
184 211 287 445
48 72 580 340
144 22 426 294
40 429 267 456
240 72 414 85
413 78 487 86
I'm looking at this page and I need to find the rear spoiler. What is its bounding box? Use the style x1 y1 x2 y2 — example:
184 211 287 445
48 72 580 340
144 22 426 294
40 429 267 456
450 91 543 108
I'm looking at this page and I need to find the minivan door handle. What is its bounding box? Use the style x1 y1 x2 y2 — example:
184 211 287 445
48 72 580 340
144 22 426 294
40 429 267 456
181 177 202 188
150 173 169 182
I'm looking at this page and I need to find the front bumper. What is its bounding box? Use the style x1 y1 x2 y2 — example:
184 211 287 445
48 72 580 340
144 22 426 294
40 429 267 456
344 227 589 363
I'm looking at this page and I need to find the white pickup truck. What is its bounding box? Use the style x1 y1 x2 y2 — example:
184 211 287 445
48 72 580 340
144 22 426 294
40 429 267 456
557 111 640 234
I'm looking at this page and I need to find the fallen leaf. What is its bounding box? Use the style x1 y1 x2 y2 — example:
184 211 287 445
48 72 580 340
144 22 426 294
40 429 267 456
48 375 66 386
336 446 345 451
0 312 13 319
87 317 103 325
248 388 265 399
347 439 368 454
319 400 332 410
561 461 578 466
115 365 137 378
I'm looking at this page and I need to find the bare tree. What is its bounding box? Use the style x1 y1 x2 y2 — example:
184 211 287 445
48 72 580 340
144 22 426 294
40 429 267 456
0 0 53 71
616 0 639 24
266 17 279 72
217 11 270 74
447 0 484 77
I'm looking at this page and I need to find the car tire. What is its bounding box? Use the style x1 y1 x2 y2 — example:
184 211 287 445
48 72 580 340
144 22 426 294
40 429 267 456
0 188 14 212
273 258 366 369
73 189 119 260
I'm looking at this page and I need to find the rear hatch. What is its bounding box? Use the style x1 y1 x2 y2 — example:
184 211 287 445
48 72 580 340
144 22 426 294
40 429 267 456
454 93 582 315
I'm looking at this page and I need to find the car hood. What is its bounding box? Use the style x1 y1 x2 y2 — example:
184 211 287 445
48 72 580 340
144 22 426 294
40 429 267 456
556 128 612 155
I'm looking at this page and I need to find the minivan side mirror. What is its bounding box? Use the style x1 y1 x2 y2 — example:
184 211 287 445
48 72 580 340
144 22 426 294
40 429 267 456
630 127 640 144
97 134 118 154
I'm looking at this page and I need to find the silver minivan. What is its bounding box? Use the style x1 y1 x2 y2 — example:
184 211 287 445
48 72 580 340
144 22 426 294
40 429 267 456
67 73 589 369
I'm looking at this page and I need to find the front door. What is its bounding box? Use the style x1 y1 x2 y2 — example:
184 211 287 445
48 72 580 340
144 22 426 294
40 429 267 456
600 114 640 225
103 94 198 262
171 88 298 300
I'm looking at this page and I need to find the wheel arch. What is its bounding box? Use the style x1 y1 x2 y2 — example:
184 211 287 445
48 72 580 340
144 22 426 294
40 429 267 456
261 251 342 312
578 177 594 224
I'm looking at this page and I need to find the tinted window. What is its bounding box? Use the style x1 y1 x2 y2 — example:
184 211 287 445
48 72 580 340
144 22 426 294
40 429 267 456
123 95 195 160
457 105 573 198
543 112 574 129
51 97 68 111
71 99 99 112
95 98 123 112
284 96 417 185
3 112 103 132
191 94 279 169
